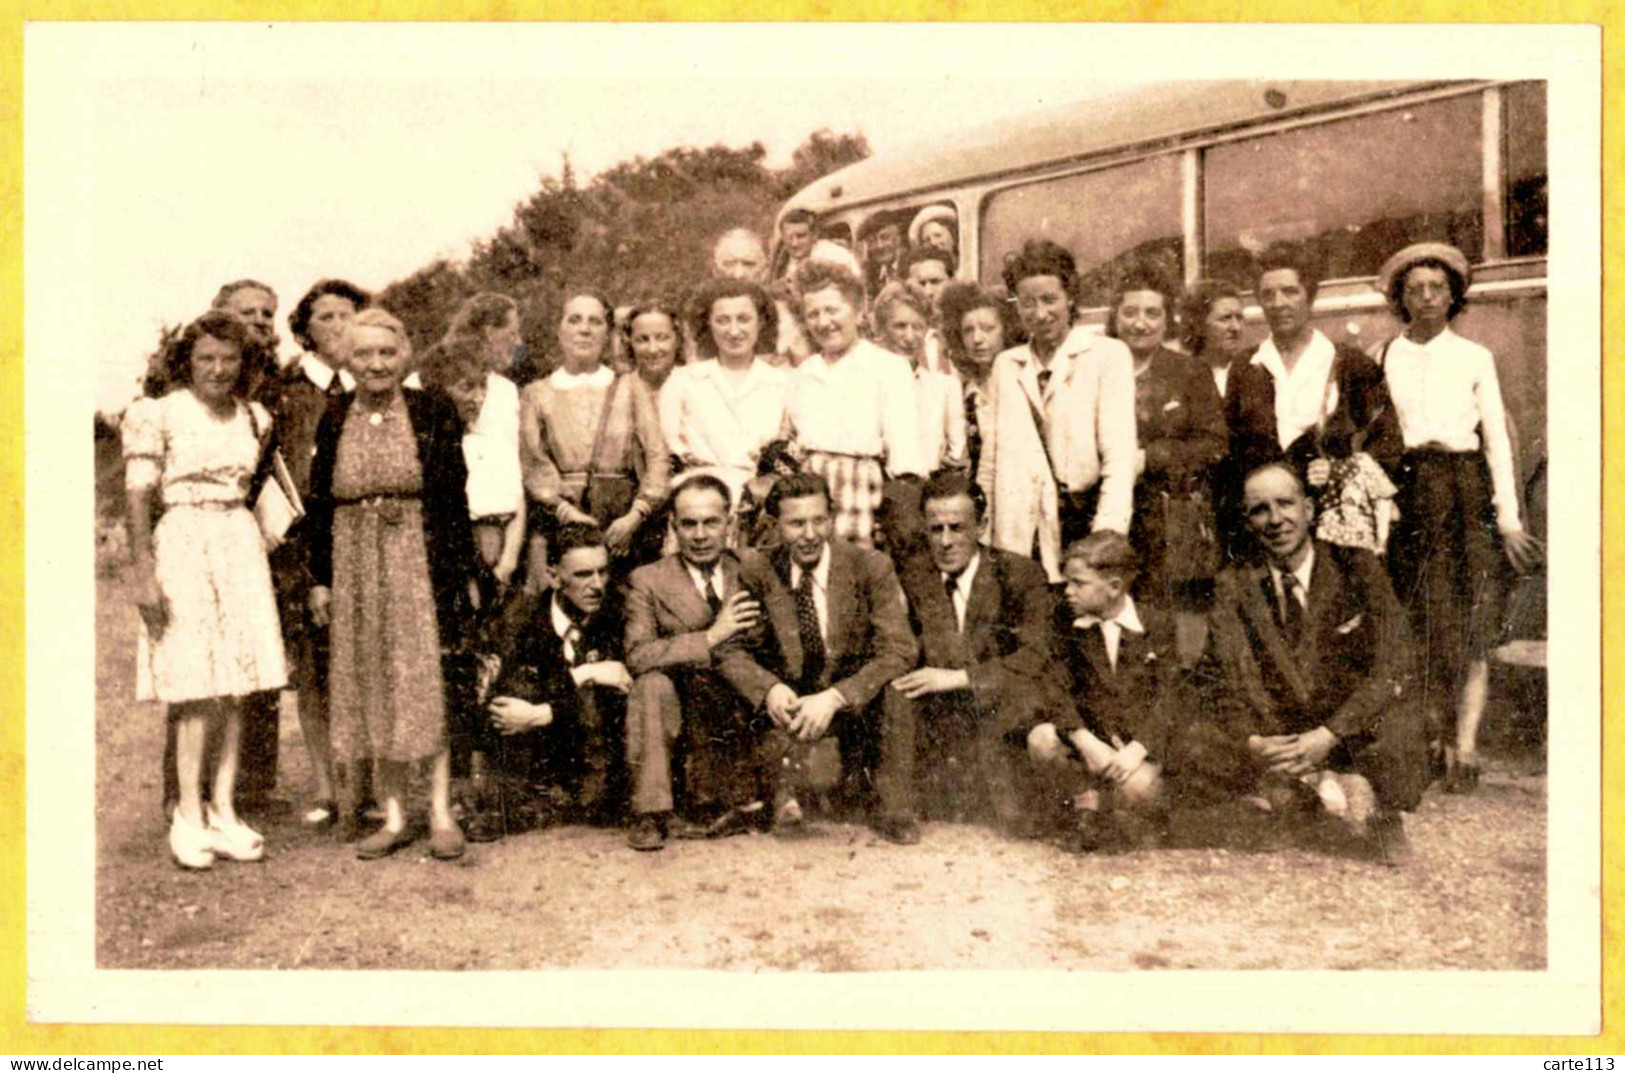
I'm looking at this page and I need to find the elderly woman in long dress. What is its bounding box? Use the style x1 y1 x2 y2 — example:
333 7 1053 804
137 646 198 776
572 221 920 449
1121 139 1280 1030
1373 242 1543 792
780 259 926 548
124 310 286 869
307 309 474 861
982 239 1137 581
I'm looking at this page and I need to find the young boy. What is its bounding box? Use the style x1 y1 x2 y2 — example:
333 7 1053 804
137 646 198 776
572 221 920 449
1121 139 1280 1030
1027 531 1180 852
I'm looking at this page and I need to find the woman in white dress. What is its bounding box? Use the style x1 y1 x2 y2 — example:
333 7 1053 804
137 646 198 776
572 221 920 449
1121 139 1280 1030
123 310 287 869
660 278 789 513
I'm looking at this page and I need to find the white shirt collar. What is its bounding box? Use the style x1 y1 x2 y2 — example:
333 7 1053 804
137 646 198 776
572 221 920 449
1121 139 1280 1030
942 550 982 598
549 364 616 390
1074 593 1144 632
1268 544 1316 600
684 557 724 597
549 594 577 640
790 543 832 592
1250 328 1335 382
301 353 355 393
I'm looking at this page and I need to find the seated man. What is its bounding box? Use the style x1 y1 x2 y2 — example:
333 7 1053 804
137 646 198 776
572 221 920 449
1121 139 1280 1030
733 472 917 831
469 523 632 842
883 471 1060 844
1028 531 1181 853
623 474 783 851
1178 462 1431 863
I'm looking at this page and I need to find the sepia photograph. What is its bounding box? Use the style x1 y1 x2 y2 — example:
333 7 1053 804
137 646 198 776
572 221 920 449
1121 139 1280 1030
24 20 1601 1036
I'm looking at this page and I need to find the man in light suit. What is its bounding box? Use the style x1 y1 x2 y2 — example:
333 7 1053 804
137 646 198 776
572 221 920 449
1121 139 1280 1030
622 474 783 851
882 471 1061 844
1178 462 1430 863
733 473 917 831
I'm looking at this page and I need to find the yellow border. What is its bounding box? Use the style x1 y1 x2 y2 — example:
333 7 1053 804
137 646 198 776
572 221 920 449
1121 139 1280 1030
2 3 1615 1057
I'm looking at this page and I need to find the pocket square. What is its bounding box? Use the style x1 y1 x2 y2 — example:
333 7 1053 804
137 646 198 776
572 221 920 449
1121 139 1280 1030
1335 613 1364 634
1162 399 1182 411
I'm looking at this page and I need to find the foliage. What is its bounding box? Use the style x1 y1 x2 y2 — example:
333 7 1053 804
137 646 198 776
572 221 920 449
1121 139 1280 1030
375 129 870 379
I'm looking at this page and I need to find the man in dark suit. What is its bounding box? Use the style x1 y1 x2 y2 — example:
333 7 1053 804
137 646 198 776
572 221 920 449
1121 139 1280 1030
883 471 1061 844
464 523 631 842
1028 531 1183 852
732 472 917 831
622 474 784 851
1179 461 1430 863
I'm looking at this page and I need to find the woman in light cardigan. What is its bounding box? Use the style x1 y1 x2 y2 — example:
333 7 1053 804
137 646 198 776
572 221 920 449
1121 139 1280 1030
982 239 1137 582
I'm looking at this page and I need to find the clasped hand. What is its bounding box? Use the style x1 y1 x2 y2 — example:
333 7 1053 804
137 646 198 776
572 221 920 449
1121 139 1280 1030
1248 727 1337 775
488 696 553 735
764 682 841 742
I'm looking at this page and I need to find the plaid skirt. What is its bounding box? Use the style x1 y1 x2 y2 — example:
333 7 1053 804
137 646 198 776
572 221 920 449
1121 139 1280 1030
804 450 885 547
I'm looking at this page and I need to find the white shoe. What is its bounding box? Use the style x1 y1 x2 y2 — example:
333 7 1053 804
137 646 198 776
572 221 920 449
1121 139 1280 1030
168 808 215 870
205 808 265 862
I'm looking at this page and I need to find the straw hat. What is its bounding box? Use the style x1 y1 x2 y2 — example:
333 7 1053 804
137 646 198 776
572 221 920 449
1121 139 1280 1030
1374 242 1472 298
907 204 958 249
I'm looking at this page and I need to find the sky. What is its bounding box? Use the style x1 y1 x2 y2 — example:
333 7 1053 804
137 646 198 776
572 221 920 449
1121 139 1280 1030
22 21 1582 414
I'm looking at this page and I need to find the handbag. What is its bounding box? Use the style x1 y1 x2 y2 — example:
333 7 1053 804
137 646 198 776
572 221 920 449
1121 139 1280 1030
580 374 637 527
245 403 305 550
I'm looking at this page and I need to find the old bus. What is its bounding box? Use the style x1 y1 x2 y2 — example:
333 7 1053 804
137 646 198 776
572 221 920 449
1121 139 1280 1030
773 79 1548 490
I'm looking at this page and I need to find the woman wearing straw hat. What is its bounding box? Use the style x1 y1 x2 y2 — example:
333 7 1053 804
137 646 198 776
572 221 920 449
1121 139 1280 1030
1373 242 1544 794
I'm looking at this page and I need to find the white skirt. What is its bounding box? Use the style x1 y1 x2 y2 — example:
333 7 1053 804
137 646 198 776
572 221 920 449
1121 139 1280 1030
137 503 287 704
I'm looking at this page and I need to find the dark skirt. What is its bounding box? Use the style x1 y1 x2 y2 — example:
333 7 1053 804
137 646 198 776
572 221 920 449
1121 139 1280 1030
1387 449 1506 714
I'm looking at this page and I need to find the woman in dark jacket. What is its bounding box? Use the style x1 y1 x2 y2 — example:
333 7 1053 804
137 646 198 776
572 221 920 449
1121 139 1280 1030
306 308 475 862
1104 267 1226 604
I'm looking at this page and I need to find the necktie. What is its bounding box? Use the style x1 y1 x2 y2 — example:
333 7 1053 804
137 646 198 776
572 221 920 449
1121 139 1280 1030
1279 573 1306 644
795 570 827 690
964 389 983 477
564 624 583 666
944 573 962 630
702 574 722 616
1036 369 1052 396
326 375 344 399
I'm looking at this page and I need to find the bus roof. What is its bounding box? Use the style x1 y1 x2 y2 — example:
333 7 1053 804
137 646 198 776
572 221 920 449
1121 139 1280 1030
784 80 1469 215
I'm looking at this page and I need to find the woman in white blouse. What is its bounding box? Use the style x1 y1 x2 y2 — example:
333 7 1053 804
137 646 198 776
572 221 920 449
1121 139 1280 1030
1374 243 1543 793
872 280 967 475
660 278 788 513
780 259 926 547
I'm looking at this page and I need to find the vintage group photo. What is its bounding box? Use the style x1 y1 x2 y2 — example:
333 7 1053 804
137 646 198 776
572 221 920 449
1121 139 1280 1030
26 21 1601 1036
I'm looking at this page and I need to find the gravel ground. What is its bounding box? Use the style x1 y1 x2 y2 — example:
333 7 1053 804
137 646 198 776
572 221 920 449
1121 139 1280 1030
94 571 1547 972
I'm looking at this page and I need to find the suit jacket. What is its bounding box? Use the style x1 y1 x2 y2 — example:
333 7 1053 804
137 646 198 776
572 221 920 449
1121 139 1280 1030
1051 600 1182 761
1137 346 1227 494
897 545 1058 735
1225 341 1403 487
744 540 917 711
306 387 475 644
494 591 626 728
623 550 781 716
1205 540 1416 742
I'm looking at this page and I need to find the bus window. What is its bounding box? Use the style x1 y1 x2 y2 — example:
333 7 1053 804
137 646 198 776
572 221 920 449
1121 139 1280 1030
1505 81 1548 257
1204 93 1484 285
980 154 1182 309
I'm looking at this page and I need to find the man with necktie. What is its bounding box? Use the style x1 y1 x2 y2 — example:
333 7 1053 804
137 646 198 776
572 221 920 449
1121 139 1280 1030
730 473 917 833
1027 531 1183 853
1179 462 1430 863
622 474 784 851
885 471 1061 844
466 523 631 842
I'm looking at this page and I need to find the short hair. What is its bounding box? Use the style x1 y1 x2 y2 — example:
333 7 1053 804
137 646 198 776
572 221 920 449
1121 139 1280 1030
687 277 780 359
781 208 817 229
764 471 832 518
1177 279 1246 354
1002 238 1080 305
712 227 767 266
858 214 903 242
289 278 371 352
621 298 683 347
1250 242 1323 306
346 307 412 361
793 258 867 311
548 521 608 566
210 279 276 310
1241 460 1307 499
1104 265 1178 341
871 280 929 335
1384 257 1470 324
447 292 518 342
898 244 957 281
920 469 988 522
672 472 734 512
1062 530 1140 581
417 334 488 391
805 239 862 279
557 289 616 361
938 282 1018 371
148 309 264 400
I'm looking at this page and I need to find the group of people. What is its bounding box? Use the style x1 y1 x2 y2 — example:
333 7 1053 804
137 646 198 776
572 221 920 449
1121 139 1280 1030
121 209 1541 872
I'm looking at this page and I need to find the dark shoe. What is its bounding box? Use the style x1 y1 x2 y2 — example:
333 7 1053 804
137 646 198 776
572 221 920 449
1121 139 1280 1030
429 823 466 861
1053 810 1108 855
1368 813 1413 868
627 815 666 852
302 799 339 832
465 807 508 844
705 804 770 839
1443 759 1481 795
667 815 710 840
355 824 414 861
873 814 921 846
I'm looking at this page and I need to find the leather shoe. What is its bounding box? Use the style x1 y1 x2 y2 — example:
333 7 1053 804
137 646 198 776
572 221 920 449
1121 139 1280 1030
466 807 507 844
1053 809 1108 855
429 823 466 861
667 815 709 840
873 815 921 846
627 815 666 852
355 824 414 860
705 805 769 839
1368 813 1413 868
